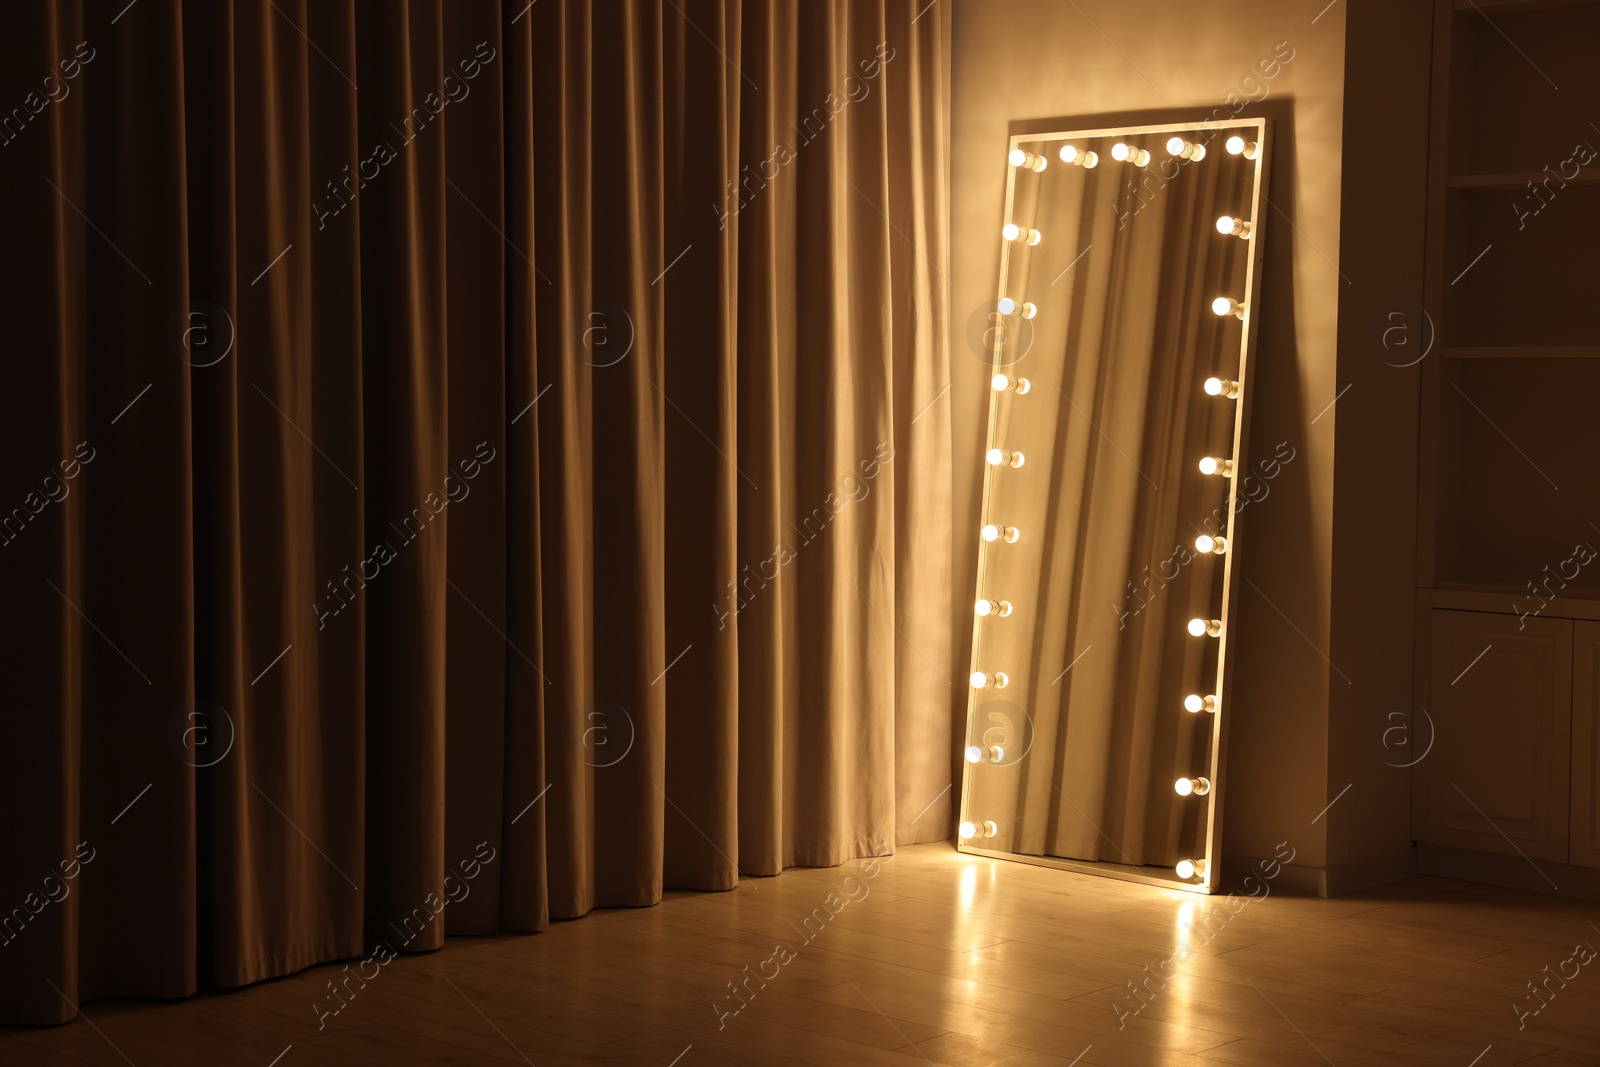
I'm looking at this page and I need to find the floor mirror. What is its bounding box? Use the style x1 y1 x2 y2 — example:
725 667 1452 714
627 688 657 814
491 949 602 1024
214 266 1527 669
958 119 1271 893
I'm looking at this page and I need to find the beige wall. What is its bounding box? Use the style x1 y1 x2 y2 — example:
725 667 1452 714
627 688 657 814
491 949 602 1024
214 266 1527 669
1325 2 1432 879
950 0 1352 872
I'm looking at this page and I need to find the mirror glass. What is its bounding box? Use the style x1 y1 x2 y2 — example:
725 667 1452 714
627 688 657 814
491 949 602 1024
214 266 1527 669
958 120 1271 893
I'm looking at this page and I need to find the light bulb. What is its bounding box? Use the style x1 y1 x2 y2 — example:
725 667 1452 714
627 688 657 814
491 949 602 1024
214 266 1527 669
1175 776 1212 797
1198 456 1234 477
991 373 1032 394
960 819 998 840
1003 223 1042 245
1211 296 1245 319
1008 148 1048 172
1187 618 1222 638
1216 215 1253 239
1194 534 1227 555
1225 136 1259 159
970 670 1010 689
965 744 1005 764
959 820 977 838
1203 377 1240 398
986 448 1025 468
975 598 1013 618
1184 693 1217 714
1166 137 1206 161
981 524 1020 544
997 297 1037 318
1058 144 1098 168
1175 858 1208 879
1111 143 1149 166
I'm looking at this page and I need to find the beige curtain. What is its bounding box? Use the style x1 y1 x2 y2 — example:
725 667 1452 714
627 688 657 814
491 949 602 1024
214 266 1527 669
0 0 950 1026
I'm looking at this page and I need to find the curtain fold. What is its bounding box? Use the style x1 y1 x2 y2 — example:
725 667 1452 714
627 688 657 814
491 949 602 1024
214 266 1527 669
0 0 950 1027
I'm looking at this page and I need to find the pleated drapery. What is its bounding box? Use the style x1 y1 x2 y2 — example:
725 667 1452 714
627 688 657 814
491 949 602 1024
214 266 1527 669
0 0 951 1026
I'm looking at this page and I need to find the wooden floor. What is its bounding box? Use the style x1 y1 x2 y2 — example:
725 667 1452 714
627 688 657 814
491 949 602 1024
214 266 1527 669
4 842 1599 1065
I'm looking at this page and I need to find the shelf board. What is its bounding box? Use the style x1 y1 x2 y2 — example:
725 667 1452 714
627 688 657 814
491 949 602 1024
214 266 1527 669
1441 345 1600 359
1427 584 1600 622
1448 170 1600 190
1454 0 1600 12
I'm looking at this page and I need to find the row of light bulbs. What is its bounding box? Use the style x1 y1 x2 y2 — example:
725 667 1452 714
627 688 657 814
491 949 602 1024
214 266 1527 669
966 138 1259 881
1007 135 1259 175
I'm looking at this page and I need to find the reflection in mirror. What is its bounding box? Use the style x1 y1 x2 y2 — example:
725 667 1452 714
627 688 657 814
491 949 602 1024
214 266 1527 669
959 120 1271 894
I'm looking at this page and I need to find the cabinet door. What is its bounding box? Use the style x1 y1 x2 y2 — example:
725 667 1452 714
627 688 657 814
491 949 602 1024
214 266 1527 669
1421 610 1571 862
1571 622 1600 868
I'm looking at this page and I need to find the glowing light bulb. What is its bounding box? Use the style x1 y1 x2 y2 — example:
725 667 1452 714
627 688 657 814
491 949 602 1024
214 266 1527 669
959 820 976 838
970 670 1010 689
1175 776 1212 797
1184 693 1217 714
981 524 1020 544
1194 534 1227 555
1111 142 1150 166
986 448 1025 468
1198 456 1234 477
1212 296 1245 319
1176 858 1208 879
1058 144 1098 168
1003 223 1042 245
975 598 1013 618
1204 377 1240 398
1216 215 1253 239
1225 136 1259 159
1008 148 1048 172
965 744 1005 764
1167 137 1206 160
1187 618 1222 638
960 819 999 840
991 373 1032 395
